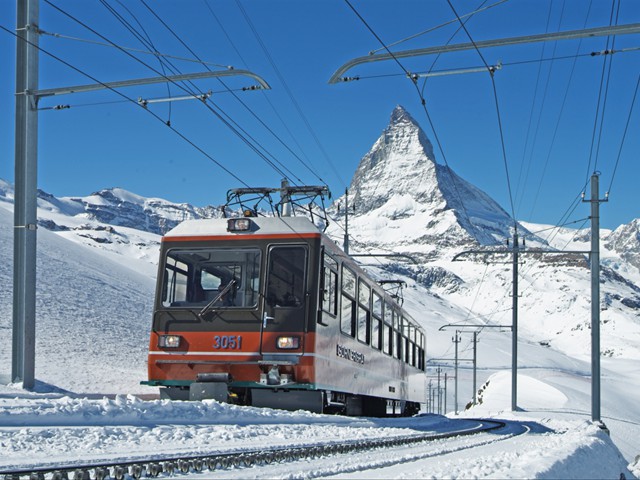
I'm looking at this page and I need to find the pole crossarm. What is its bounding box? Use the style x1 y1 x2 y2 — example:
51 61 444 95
328 22 640 84
438 323 511 331
29 70 271 98
350 253 419 264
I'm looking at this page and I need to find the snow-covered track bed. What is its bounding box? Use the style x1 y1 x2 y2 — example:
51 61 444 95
1 419 508 479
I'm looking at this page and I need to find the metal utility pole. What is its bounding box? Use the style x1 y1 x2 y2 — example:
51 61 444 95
444 373 448 414
472 331 478 406
436 367 442 414
511 230 520 412
452 230 591 412
11 0 271 389
439 324 508 408
13 0 39 389
453 331 460 415
583 172 607 423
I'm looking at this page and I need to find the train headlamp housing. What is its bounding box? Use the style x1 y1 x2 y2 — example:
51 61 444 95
158 335 182 348
276 336 300 349
227 218 252 232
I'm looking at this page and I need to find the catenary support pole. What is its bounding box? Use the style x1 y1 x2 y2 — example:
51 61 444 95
453 331 460 415
437 367 442 414
512 230 519 411
589 173 603 423
473 331 477 405
13 0 39 389
444 373 448 414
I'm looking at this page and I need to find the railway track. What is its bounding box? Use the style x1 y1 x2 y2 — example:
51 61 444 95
1 419 507 480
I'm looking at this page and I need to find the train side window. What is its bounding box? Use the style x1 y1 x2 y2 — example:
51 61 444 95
341 293 356 337
384 302 393 356
266 246 306 308
408 338 415 366
321 259 338 317
371 292 383 351
340 266 356 337
342 266 356 297
357 280 371 345
383 322 391 355
395 314 403 360
405 338 410 365
371 317 381 350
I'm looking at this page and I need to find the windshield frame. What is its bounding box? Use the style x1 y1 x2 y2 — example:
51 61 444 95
160 246 262 310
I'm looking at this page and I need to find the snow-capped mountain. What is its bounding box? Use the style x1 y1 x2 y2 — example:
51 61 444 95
326 105 640 363
1 105 639 367
36 185 223 235
335 105 529 252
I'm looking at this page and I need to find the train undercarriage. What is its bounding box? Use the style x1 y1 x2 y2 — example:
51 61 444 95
158 380 420 417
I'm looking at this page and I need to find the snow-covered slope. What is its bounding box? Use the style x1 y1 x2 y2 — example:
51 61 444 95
0 204 155 394
1 106 639 474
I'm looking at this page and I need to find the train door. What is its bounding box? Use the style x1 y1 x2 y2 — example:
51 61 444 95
260 245 308 356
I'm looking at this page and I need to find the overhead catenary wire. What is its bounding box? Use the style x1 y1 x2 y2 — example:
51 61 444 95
527 2 595 222
2 22 249 188
100 0 292 180
133 0 300 184
200 0 331 187
513 1 557 213
111 0 174 124
94 0 295 181
369 0 509 55
585 0 619 182
47 0 298 184
607 71 640 195
591 0 621 176
36 28 232 68
234 0 346 189
445 0 516 230
131 0 303 184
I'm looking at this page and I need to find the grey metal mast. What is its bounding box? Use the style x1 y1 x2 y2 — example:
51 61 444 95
584 173 607 423
13 0 39 389
511 230 519 411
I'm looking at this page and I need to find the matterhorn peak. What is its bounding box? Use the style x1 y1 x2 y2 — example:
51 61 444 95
334 106 524 250
346 105 438 212
390 104 418 126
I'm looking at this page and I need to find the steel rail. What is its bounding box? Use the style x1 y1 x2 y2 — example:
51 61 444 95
1 419 506 479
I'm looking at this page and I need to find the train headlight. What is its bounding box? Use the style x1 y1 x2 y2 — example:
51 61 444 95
227 218 252 232
276 336 300 349
158 335 182 348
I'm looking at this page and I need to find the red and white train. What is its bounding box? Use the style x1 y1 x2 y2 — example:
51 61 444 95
143 214 427 416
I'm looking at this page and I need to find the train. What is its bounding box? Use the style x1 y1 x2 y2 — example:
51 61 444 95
143 210 427 416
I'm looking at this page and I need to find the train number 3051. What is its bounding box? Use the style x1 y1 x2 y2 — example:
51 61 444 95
213 335 243 349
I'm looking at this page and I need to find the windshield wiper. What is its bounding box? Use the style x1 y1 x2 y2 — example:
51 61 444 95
198 279 236 320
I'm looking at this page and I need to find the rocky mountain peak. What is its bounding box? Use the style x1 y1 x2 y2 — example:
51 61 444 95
336 106 519 249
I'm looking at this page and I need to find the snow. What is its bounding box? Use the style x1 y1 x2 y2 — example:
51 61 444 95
0 203 637 478
1 104 639 477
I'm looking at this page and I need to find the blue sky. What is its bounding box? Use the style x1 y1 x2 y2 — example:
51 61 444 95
1 0 639 230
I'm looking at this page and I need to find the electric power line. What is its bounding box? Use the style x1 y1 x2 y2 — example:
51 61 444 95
2 22 249 187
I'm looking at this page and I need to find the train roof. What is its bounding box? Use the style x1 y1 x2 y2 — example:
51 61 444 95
163 215 322 239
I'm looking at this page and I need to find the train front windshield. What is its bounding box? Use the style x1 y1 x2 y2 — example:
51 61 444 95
161 248 261 309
